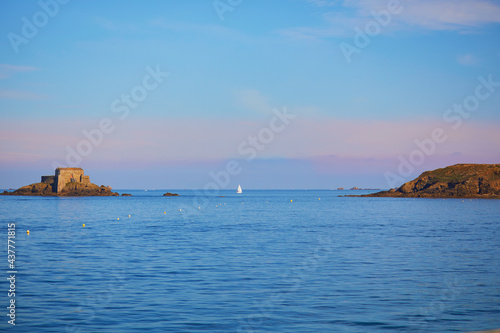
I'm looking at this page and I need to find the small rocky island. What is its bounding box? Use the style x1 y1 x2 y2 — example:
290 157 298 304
352 164 500 199
1 168 119 197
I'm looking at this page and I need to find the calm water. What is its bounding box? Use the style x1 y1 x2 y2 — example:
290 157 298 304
1 190 499 332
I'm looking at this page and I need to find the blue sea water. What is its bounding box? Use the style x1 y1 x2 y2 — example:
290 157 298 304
0 189 499 332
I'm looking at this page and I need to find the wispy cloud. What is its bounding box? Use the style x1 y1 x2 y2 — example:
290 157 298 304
1 117 499 166
150 19 243 38
94 16 119 31
286 0 500 40
0 64 39 79
234 89 274 115
457 54 479 66
388 0 500 30
0 89 47 100
148 18 265 45
304 0 339 7
93 16 140 32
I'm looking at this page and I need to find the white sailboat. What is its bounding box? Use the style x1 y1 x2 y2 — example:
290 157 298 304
236 184 242 194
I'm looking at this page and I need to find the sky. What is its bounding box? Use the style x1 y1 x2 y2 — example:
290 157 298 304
0 0 499 189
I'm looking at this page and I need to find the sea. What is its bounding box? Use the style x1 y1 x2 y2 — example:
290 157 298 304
0 189 499 332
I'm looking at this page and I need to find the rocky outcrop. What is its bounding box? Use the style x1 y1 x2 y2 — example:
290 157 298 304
1 181 119 197
163 192 179 196
5 182 55 196
59 182 118 196
357 164 500 199
0 167 120 197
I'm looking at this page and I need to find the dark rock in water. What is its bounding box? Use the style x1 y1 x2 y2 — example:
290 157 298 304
121 193 132 196
163 192 179 196
350 164 500 199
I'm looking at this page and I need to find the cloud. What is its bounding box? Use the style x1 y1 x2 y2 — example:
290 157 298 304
0 89 47 100
234 89 274 115
304 0 339 7
349 0 500 28
0 64 39 79
286 0 500 40
93 16 140 32
457 54 479 66
149 19 252 41
278 13 364 39
1 116 499 168
94 16 119 31
1 115 498 189
386 0 500 30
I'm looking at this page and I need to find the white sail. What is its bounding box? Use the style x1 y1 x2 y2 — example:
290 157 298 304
236 185 242 193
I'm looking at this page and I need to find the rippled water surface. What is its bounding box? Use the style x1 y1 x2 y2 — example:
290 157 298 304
1 190 499 332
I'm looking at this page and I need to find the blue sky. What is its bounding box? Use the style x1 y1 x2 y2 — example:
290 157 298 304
1 0 499 189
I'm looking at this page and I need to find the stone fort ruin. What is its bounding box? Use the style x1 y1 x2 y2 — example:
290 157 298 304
41 168 90 193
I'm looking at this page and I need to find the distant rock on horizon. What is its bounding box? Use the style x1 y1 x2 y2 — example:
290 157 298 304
351 164 500 199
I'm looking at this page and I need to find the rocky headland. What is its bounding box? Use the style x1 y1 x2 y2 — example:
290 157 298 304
351 164 500 199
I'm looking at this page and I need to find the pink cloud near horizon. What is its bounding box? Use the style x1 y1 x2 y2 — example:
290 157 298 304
1 116 498 168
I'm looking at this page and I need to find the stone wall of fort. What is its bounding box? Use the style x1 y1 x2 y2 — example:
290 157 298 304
53 168 90 193
39 168 92 193
41 175 55 184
